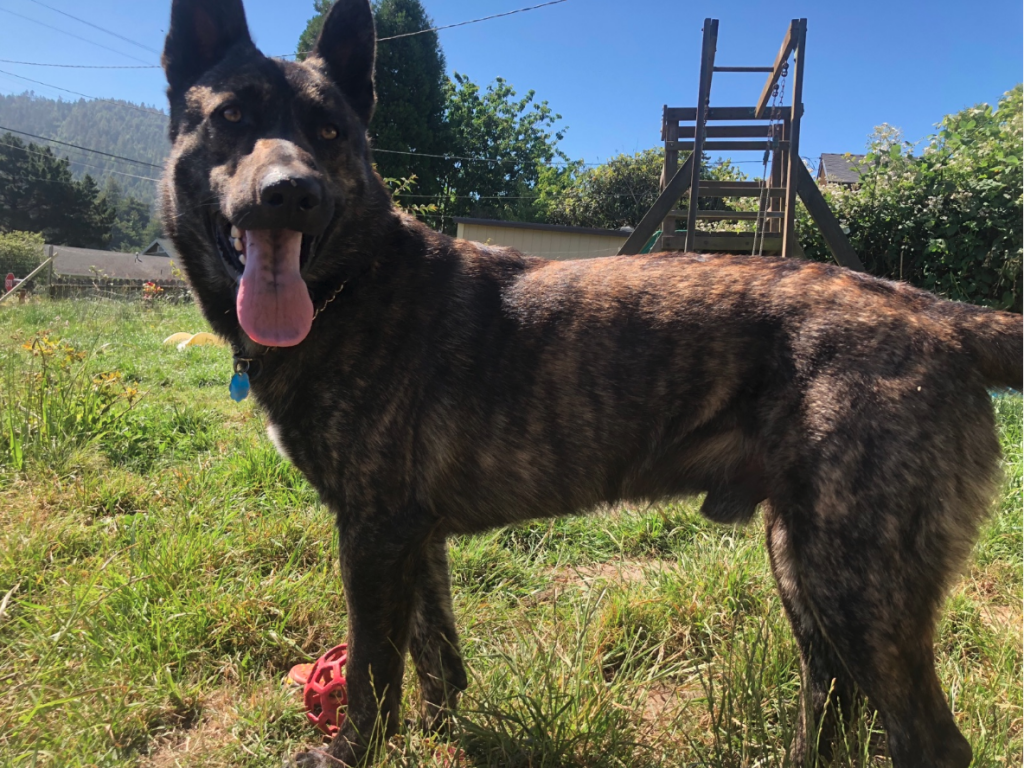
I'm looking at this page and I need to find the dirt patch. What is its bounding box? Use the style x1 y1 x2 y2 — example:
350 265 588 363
981 604 1022 639
640 682 695 726
550 558 679 588
142 689 241 768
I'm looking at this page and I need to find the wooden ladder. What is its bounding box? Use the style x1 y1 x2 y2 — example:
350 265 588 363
617 18 863 271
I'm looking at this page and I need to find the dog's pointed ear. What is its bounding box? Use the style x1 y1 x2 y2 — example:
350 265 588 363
163 0 253 95
308 0 376 125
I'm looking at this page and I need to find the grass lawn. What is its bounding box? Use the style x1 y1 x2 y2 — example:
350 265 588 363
0 297 1020 767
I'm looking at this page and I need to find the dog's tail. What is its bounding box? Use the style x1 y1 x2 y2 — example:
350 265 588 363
952 304 1022 391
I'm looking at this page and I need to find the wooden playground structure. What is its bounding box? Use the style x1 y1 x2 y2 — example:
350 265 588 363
617 18 864 271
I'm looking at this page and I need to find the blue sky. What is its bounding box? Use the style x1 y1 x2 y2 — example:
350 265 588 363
0 0 1020 173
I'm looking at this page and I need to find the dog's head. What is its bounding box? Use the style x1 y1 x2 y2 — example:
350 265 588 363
161 0 388 348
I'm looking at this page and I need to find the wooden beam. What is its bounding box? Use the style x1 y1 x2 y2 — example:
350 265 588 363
0 256 53 305
713 66 773 73
617 153 695 255
684 18 718 252
661 233 783 253
699 181 786 197
755 19 800 119
795 161 865 271
666 140 787 152
694 210 784 220
665 106 790 122
781 19 806 258
661 105 679 190
677 124 772 139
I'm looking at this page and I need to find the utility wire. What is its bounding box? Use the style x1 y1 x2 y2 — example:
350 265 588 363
0 59 155 69
374 146 595 167
0 68 167 117
0 0 571 68
290 0 569 56
0 125 162 169
26 0 160 55
2 139 161 182
0 7 152 65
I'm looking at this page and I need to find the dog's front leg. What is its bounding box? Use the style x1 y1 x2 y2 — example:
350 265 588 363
410 534 467 734
291 516 423 768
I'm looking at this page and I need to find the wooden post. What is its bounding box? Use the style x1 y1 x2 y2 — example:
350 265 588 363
795 162 864 271
661 106 679 246
781 19 806 258
618 154 695 255
0 256 54 305
684 19 718 252
755 22 798 119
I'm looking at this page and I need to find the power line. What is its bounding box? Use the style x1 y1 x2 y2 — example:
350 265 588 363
0 0 572 68
0 6 152 65
2 139 161 182
0 125 163 169
26 0 160 55
374 146 594 167
0 68 167 117
0 59 155 69
290 0 570 56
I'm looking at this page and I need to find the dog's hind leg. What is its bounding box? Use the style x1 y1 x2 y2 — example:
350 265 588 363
410 534 468 733
764 506 862 765
768 500 974 768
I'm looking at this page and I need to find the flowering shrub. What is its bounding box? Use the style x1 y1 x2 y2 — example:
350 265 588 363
799 86 1022 311
2 333 141 472
142 281 165 301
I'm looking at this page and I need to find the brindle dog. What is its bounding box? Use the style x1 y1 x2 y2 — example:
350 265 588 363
160 1 1021 765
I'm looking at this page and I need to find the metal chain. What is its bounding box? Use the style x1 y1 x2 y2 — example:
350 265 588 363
312 280 347 320
753 62 788 257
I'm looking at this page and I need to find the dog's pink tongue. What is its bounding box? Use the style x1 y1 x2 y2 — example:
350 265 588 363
236 229 313 347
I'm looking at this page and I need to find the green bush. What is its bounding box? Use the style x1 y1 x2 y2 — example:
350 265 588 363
799 85 1023 312
0 230 44 279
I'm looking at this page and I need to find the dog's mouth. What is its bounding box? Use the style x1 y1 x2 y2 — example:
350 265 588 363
215 216 316 348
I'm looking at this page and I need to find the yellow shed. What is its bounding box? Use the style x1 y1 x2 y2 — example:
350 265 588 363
454 217 630 261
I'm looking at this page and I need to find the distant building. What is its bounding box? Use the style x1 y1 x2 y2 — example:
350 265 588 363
142 238 179 259
50 245 181 280
817 153 866 186
454 218 630 260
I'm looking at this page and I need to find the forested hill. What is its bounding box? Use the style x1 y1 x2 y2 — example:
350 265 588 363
0 92 169 203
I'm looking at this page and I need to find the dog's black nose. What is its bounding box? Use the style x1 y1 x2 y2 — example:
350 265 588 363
260 175 322 215
234 168 332 235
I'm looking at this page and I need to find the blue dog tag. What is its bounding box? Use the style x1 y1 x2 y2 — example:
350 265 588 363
229 370 250 401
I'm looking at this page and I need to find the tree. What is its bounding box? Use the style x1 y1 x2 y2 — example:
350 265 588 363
434 73 571 230
548 148 748 230
0 133 113 247
102 177 158 251
797 85 1022 311
548 149 663 230
297 0 448 194
0 230 44 277
296 0 332 57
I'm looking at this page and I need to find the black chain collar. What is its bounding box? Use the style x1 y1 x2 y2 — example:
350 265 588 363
230 277 349 391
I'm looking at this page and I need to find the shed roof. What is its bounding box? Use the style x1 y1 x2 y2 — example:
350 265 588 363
817 153 866 185
453 217 632 239
51 246 183 280
142 238 179 259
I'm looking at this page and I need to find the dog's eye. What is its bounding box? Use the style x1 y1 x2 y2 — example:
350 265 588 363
221 106 243 123
320 124 339 141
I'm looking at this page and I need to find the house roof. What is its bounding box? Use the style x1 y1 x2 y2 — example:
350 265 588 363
453 217 632 238
50 245 183 280
817 153 866 185
142 238 179 259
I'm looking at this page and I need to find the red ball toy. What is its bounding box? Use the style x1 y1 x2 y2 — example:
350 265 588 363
301 644 349 737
